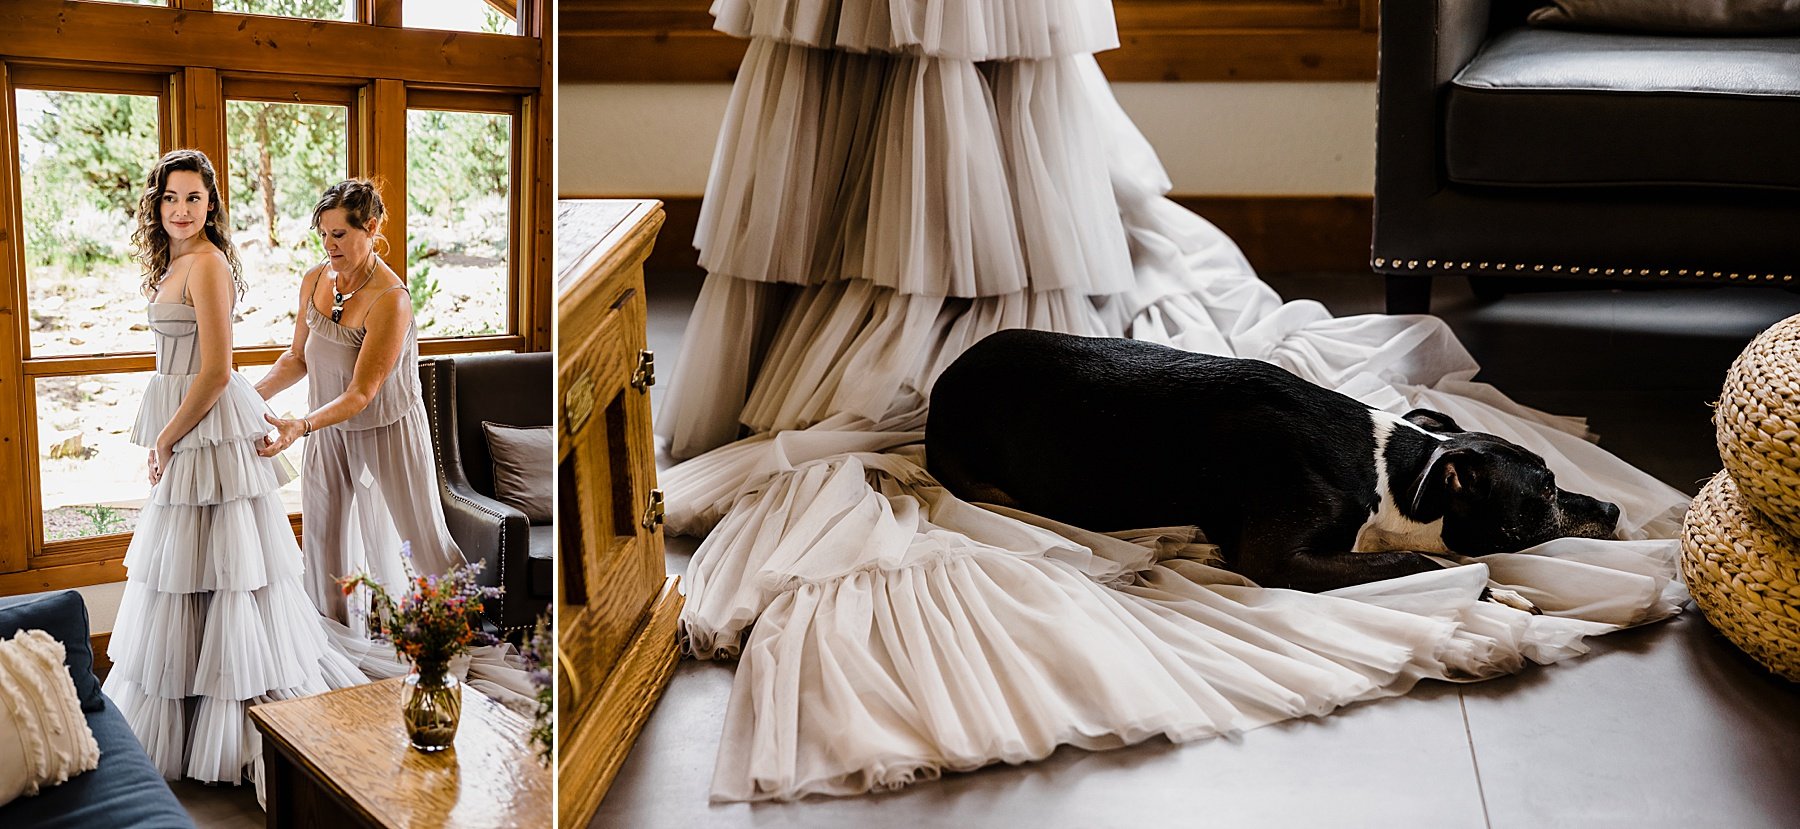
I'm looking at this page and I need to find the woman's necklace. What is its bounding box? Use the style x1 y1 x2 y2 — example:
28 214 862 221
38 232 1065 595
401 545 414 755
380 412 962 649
330 255 378 323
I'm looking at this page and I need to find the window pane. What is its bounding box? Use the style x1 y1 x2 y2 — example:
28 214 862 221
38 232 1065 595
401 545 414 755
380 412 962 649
38 372 153 542
226 99 350 347
404 0 519 35
17 90 161 358
214 0 354 20
407 109 512 338
39 369 307 542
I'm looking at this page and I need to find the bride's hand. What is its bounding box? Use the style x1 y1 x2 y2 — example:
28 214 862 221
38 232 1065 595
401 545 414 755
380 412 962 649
259 413 306 457
150 444 171 485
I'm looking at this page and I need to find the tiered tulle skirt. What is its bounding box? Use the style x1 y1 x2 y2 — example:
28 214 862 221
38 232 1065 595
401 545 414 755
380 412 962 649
659 0 1697 804
104 374 363 783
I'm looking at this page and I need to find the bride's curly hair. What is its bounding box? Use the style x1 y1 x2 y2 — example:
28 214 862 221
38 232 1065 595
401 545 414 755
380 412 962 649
131 149 245 299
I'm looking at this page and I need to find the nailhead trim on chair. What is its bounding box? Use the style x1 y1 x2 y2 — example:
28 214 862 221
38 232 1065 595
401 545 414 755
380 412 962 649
1373 257 1796 282
426 363 513 627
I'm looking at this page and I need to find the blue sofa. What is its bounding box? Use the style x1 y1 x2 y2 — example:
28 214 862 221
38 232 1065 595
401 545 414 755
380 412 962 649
0 590 194 829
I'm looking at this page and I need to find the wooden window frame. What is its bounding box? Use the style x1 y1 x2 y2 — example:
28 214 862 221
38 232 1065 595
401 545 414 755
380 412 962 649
0 0 552 594
558 0 1380 83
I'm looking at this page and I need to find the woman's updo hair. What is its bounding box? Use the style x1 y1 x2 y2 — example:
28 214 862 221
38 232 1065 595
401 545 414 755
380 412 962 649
311 178 387 233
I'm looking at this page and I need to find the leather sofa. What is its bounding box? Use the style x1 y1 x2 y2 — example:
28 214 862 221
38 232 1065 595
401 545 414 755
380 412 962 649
0 590 194 829
420 353 554 638
1372 0 1800 313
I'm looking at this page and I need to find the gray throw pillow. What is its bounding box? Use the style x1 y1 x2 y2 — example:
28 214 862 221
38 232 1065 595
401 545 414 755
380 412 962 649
1529 0 1800 34
482 422 552 524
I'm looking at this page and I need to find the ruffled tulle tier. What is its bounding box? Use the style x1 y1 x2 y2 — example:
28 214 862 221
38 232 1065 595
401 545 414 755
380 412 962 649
681 450 1686 801
132 373 278 451
150 438 292 507
710 0 1118 60
122 494 306 594
696 41 1132 299
107 578 360 704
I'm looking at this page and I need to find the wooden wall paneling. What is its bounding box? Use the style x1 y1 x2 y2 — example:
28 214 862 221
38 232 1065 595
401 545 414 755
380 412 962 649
0 66 30 574
359 79 408 278
1096 29 1376 81
558 0 1379 82
0 1 540 89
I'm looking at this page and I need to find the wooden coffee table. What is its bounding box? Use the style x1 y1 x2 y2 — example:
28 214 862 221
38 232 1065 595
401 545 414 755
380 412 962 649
249 677 552 829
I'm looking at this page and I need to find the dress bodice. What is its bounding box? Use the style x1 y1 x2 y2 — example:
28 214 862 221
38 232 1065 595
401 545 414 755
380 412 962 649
148 302 201 376
304 301 421 432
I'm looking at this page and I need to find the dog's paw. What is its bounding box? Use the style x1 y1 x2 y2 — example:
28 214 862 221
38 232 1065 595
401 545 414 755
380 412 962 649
1482 586 1541 615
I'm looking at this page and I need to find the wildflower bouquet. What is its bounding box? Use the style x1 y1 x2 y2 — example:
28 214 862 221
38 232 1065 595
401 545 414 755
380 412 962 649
520 613 554 762
338 542 504 678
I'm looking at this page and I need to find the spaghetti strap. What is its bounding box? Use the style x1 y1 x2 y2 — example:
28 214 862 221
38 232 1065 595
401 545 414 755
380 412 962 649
178 258 196 305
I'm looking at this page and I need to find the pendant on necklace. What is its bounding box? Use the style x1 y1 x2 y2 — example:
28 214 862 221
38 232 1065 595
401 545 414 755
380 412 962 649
332 291 348 323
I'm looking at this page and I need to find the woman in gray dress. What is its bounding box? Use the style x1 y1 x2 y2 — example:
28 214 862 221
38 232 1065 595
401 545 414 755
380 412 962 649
255 179 464 625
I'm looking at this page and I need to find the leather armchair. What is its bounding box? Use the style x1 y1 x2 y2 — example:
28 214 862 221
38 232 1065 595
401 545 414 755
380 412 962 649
420 352 554 638
1373 0 1800 313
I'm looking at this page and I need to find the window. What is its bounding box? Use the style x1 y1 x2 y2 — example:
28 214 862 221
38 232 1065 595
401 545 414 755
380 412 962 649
17 88 161 359
407 102 514 338
405 0 519 35
214 0 355 21
224 92 353 347
0 2 548 586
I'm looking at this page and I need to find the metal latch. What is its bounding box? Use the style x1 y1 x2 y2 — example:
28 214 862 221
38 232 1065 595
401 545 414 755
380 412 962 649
630 349 656 392
641 488 666 530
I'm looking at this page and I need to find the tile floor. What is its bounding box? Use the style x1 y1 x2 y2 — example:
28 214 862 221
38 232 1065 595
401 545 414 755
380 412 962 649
593 269 1800 829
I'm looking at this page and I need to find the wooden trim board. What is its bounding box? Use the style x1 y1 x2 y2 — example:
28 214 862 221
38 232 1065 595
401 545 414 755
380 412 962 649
571 194 1374 278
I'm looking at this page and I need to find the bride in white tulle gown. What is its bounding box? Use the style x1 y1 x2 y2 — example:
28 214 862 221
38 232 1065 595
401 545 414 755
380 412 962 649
655 0 1694 803
102 150 365 785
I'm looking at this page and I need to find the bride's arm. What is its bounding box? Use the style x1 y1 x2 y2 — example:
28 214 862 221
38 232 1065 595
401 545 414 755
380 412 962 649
151 256 235 481
258 285 410 456
254 265 319 400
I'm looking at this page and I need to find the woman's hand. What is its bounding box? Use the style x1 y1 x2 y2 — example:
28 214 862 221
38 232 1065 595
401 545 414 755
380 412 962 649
259 413 307 458
150 444 172 485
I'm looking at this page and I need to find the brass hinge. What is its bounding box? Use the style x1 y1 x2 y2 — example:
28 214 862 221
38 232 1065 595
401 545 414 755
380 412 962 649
641 488 665 530
630 349 656 392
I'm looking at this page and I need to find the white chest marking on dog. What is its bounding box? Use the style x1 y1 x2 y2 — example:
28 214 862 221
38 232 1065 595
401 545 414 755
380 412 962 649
1352 412 1450 554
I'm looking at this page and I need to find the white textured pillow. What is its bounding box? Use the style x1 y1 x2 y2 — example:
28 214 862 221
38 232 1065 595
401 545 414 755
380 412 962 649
0 629 101 806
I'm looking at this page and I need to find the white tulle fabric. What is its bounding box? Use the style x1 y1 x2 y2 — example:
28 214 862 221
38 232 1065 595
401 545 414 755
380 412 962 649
104 303 365 785
660 16 1695 804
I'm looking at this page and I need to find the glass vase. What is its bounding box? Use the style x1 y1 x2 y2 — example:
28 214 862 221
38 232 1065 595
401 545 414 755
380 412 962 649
403 664 462 752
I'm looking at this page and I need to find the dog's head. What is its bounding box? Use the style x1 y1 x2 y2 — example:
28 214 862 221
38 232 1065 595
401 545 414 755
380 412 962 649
1403 408 1620 556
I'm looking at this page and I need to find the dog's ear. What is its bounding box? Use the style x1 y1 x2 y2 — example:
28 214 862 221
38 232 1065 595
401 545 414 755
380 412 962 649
1403 408 1464 435
1411 445 1482 516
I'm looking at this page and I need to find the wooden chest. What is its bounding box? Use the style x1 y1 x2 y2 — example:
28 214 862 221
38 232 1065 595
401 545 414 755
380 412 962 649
554 199 681 829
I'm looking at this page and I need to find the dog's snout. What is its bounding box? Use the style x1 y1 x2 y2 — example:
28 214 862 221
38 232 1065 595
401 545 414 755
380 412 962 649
1554 489 1620 540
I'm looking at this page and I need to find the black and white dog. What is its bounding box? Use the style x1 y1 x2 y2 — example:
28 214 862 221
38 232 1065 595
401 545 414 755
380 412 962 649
925 330 1620 595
